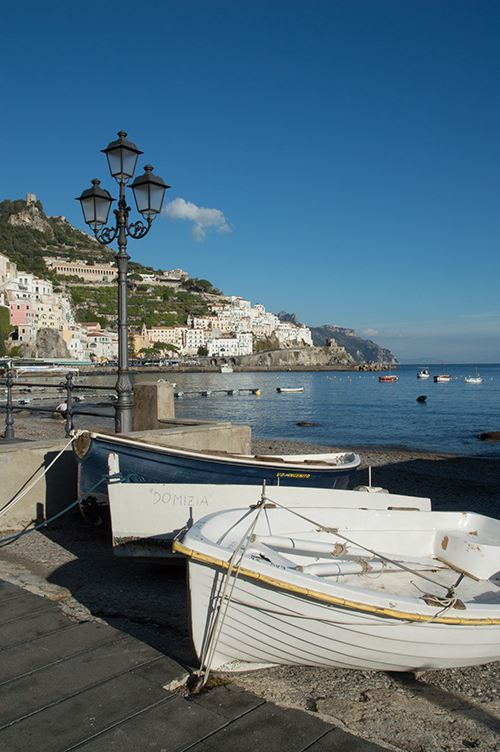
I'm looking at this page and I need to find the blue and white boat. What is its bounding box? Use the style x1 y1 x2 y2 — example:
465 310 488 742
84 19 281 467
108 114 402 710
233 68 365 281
73 430 361 509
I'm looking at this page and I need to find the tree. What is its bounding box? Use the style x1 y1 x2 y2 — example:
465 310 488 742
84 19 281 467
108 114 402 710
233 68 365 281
197 346 208 356
152 342 179 354
0 307 9 357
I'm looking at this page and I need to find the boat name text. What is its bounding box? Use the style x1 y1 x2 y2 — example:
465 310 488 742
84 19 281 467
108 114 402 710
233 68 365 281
149 490 209 506
276 472 311 479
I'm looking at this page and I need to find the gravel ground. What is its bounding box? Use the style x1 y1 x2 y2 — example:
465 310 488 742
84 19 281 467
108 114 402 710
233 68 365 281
1 418 500 752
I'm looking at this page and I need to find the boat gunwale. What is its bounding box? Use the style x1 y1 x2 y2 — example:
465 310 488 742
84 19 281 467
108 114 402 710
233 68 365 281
77 431 360 471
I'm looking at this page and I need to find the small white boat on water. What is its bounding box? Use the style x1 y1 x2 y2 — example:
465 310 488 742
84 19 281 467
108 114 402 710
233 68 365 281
220 364 233 373
417 368 430 379
107 454 419 558
175 503 500 673
465 368 482 384
277 386 304 393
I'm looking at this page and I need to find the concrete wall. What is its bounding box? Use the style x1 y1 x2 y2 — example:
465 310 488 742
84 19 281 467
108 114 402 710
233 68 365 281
133 381 175 431
127 420 251 455
0 438 78 530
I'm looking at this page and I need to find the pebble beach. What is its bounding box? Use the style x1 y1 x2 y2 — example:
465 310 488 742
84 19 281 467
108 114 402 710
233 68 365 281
1 415 500 751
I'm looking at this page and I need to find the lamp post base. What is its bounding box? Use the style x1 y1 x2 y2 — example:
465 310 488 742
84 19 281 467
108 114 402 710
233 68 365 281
114 369 134 433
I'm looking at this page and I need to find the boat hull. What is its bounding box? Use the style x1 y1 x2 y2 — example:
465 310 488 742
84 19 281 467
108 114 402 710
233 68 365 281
187 558 500 671
108 475 431 558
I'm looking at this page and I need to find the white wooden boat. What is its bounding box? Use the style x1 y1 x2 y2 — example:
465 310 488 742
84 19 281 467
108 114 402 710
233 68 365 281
107 453 429 557
417 368 430 379
174 504 500 672
220 364 233 373
465 368 482 384
277 386 304 393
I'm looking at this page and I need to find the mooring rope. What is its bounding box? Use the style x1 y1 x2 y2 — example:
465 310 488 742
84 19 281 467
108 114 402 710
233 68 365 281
195 485 270 688
0 470 122 546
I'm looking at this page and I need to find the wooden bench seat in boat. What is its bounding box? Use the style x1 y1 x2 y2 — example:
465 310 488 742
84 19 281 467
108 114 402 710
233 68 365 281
436 531 500 581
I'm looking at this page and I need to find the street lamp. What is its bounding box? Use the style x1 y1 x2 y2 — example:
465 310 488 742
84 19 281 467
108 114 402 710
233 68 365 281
77 131 169 433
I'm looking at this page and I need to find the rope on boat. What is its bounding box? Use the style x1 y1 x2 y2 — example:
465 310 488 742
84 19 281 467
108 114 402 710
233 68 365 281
193 482 270 691
0 430 86 519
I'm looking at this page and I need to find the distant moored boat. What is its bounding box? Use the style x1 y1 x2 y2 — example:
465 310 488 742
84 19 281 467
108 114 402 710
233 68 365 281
465 368 482 384
434 364 451 383
379 365 398 383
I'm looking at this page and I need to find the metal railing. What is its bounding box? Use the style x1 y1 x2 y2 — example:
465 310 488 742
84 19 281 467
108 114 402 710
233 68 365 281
0 372 116 439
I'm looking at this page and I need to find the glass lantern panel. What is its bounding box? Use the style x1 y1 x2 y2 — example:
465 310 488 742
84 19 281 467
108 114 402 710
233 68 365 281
95 197 112 225
132 183 150 213
81 197 97 225
149 184 166 214
107 147 139 180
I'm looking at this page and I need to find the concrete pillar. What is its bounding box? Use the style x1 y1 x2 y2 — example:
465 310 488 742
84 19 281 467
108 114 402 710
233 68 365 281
133 381 175 431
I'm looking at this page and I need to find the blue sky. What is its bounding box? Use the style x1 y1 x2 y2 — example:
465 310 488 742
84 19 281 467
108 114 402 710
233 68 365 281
1 1 499 362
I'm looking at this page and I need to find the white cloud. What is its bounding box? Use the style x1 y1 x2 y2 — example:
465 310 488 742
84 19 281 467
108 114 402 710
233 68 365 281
162 197 232 241
361 329 378 337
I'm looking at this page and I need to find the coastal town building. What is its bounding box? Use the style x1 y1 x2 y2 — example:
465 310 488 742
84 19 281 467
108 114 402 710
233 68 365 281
43 258 117 282
207 332 253 357
0 251 17 286
1 236 313 362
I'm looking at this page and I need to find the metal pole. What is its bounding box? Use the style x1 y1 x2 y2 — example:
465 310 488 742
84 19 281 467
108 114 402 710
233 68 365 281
4 371 14 439
64 372 75 437
114 180 134 433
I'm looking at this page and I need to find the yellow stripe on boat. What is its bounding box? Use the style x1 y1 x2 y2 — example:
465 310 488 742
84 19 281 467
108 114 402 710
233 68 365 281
172 540 500 626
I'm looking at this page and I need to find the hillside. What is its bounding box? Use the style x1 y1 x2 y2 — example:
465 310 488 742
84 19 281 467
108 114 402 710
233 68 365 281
0 198 115 275
0 197 219 330
1 197 397 362
277 313 397 365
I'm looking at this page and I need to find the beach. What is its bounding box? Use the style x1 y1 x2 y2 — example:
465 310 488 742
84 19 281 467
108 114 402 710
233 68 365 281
1 416 500 751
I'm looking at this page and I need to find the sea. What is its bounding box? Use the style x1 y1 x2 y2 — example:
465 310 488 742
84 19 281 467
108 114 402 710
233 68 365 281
86 363 500 458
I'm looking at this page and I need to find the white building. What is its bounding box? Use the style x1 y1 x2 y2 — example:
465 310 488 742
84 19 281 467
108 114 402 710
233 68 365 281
44 258 117 282
63 323 118 361
184 328 210 354
275 321 313 347
207 331 253 357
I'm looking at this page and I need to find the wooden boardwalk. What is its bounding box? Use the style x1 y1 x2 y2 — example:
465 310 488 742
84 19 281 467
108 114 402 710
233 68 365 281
0 580 388 751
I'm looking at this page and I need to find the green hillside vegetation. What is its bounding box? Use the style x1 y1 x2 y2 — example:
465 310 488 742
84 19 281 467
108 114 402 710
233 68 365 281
69 281 213 330
0 199 115 275
0 197 222 333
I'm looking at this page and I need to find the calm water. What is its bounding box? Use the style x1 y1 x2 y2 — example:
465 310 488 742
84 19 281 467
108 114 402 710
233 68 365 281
117 364 500 458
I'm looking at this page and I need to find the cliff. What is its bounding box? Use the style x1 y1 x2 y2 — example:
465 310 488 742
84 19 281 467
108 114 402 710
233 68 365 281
277 313 398 365
17 328 71 359
234 340 368 370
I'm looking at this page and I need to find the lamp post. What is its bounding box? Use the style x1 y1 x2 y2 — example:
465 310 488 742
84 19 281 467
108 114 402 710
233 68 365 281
77 131 169 433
